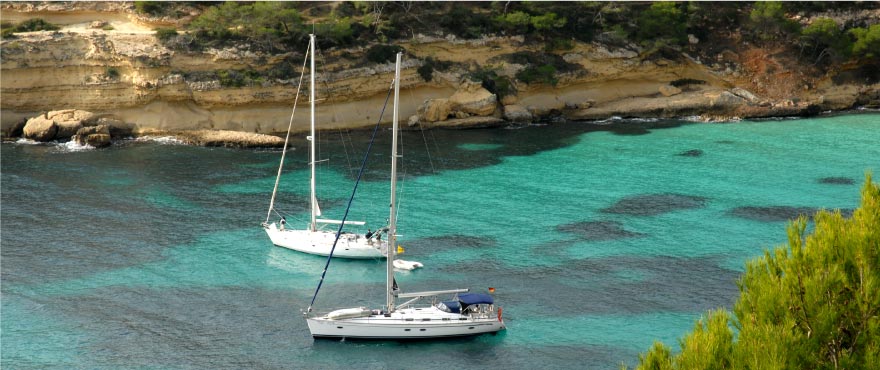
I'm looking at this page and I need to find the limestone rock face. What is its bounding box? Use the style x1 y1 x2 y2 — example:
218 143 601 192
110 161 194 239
73 125 111 148
448 81 497 116
23 115 57 141
659 85 682 97
503 104 532 123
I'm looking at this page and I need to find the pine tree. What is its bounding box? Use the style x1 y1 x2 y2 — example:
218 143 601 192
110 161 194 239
632 174 880 369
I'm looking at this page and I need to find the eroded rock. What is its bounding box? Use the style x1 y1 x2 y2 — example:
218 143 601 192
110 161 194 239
23 115 57 141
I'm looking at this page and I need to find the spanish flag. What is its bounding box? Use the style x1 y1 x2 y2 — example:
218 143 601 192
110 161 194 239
488 287 496 294
397 245 405 254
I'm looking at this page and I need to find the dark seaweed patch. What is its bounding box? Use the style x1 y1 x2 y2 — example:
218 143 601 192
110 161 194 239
601 193 708 216
715 140 735 144
818 177 855 185
678 149 703 157
407 234 496 252
442 255 740 316
556 221 645 241
729 206 853 222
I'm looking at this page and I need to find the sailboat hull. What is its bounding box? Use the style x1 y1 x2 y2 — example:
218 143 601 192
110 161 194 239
307 306 506 339
264 223 385 259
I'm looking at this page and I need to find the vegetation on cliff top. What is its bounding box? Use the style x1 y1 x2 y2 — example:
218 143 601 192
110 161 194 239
130 1 879 79
631 175 880 370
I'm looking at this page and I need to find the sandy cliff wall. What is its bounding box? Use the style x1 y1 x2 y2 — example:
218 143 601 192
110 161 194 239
2 7 877 142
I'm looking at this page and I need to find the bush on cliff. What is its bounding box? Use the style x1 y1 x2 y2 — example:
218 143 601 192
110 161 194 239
365 44 404 64
850 24 880 59
188 2 303 51
154 27 178 43
630 174 880 370
800 18 853 65
636 2 687 47
1 18 60 37
749 1 801 40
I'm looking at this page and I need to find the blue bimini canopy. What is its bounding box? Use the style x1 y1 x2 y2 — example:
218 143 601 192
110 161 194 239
439 301 461 313
457 293 494 305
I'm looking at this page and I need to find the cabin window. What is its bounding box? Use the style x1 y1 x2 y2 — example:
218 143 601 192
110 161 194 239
422 318 431 321
420 329 426 331
468 327 475 330
404 329 411 331
405 318 414 321
337 326 344 329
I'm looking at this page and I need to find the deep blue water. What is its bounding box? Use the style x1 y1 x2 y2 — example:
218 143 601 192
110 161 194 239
2 113 878 369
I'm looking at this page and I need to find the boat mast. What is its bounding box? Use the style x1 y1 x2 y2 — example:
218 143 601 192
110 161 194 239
387 52 402 312
308 34 317 232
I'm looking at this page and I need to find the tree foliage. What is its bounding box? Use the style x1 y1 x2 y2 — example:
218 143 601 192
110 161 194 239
636 2 687 46
800 18 852 64
850 24 880 59
749 1 801 40
633 174 880 370
188 1 303 51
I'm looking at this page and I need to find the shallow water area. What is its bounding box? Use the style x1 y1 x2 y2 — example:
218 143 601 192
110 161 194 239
2 113 878 369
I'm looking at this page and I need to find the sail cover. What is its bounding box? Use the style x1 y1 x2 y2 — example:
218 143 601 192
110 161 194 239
457 293 494 305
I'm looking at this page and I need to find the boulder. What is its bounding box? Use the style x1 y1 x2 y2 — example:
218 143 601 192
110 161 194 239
407 115 420 127
710 91 746 109
448 80 497 116
659 85 682 97
730 88 760 103
93 117 134 137
73 125 111 148
50 109 95 139
502 104 532 123
417 98 451 123
23 115 57 141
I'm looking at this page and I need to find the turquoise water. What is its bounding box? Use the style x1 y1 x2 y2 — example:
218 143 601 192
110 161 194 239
2 113 878 369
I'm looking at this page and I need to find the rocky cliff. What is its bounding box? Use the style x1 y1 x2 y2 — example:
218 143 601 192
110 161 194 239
2 2 878 147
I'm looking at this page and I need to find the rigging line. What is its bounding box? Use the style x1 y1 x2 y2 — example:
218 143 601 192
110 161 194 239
418 122 436 174
338 129 355 178
266 42 311 224
307 79 397 313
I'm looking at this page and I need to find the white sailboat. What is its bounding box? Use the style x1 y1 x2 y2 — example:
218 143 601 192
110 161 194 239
306 52 506 339
262 34 386 259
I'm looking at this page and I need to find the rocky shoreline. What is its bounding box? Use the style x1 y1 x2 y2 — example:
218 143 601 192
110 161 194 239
2 3 879 148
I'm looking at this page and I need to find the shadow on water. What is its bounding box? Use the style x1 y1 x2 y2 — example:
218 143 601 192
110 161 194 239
307 119 695 180
556 220 646 241
601 193 708 216
729 206 854 222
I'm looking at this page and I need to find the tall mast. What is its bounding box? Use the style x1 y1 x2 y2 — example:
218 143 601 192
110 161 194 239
308 34 317 232
386 52 402 312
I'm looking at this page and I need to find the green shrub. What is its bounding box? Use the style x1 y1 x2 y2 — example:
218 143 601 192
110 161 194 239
154 27 178 43
4 18 60 34
516 64 558 85
850 24 880 59
365 44 404 64
800 18 852 63
636 2 687 45
749 1 801 40
106 67 120 79
468 67 513 98
439 5 494 39
416 57 452 82
134 1 165 16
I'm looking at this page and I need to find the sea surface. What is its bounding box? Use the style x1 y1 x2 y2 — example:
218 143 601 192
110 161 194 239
2 113 878 369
